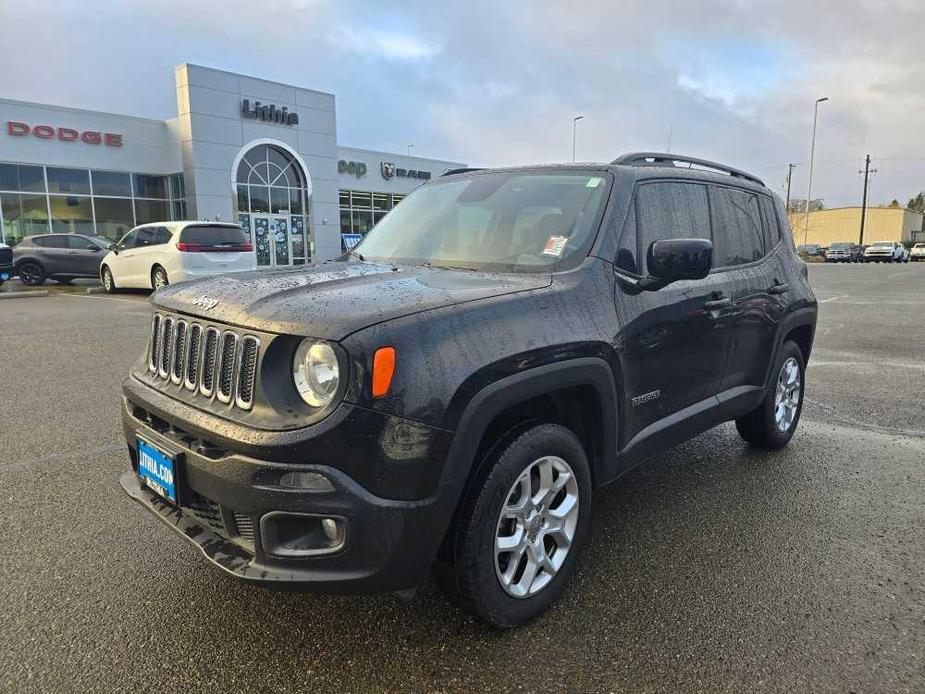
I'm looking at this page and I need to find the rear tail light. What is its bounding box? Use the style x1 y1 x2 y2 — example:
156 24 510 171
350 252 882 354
176 242 253 252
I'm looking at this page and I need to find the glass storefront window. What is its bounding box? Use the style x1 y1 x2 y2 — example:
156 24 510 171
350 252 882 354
339 190 351 207
94 197 135 241
1 192 50 244
354 209 373 234
340 209 352 234
249 186 269 213
49 195 94 234
134 199 170 225
172 201 187 220
373 193 390 211
133 174 169 199
351 191 371 208
392 194 405 206
0 163 45 193
169 173 185 200
373 211 388 225
236 185 249 213
289 188 303 215
92 170 132 196
46 167 91 195
270 187 290 214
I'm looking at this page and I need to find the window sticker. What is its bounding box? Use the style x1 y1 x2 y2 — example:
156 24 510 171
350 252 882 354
543 235 568 257
586 177 603 188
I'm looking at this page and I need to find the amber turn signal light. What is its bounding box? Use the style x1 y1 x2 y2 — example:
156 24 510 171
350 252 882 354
372 347 396 398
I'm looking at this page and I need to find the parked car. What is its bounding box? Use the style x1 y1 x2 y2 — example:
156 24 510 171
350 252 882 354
0 242 12 286
118 153 818 628
863 240 907 263
13 233 111 286
824 242 863 263
796 243 823 256
101 221 255 293
910 243 925 262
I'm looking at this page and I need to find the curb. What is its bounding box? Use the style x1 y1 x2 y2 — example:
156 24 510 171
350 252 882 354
86 287 106 295
0 290 49 300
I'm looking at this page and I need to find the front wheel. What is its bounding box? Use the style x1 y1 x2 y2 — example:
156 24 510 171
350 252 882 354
736 341 805 449
17 262 45 286
434 423 592 628
101 266 118 294
151 265 169 290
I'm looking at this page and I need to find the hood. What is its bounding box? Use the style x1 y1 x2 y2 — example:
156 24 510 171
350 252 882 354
152 260 551 340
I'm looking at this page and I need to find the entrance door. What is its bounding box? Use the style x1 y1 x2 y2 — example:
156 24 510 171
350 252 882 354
252 214 292 267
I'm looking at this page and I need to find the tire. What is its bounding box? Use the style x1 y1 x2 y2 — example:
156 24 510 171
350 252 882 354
434 423 592 628
735 341 805 450
17 262 45 286
151 265 169 290
101 265 118 294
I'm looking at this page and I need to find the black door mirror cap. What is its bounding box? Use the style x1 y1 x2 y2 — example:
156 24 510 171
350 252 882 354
646 238 713 285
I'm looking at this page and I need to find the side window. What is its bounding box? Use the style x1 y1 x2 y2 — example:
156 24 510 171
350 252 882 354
636 182 711 274
710 187 764 267
136 227 160 247
68 236 98 251
758 196 781 251
37 235 68 249
152 227 173 245
118 229 138 250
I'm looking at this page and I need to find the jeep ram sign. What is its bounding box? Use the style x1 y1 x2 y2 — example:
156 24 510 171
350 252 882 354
240 100 299 126
338 159 367 178
7 121 123 146
380 161 431 180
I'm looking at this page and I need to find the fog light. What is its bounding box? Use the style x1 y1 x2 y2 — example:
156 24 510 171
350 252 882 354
322 517 340 542
279 471 334 492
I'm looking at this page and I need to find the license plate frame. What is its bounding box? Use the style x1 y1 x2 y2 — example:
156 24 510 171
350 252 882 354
136 437 182 504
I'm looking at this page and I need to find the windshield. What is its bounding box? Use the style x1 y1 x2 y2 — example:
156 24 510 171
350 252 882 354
830 242 851 249
915 244 925 249
353 170 611 272
872 241 893 247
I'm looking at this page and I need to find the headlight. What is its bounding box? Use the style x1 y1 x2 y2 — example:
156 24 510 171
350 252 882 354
293 340 340 407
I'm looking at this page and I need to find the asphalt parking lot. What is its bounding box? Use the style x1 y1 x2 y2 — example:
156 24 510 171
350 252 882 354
1 264 923 692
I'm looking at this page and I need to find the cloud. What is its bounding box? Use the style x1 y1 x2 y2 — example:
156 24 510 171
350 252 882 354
2 0 925 207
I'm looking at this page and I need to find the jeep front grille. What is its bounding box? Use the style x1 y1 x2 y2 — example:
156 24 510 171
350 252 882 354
147 312 260 411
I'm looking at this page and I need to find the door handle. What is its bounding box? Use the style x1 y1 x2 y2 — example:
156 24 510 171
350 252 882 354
704 297 732 310
768 282 790 295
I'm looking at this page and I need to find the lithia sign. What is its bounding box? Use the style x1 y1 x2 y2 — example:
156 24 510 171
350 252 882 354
240 100 299 126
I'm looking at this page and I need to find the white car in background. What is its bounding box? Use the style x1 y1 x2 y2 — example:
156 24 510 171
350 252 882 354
910 243 925 262
100 221 255 292
863 240 907 263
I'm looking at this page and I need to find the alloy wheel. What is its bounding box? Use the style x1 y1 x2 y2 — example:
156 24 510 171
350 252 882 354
153 269 168 289
774 357 802 432
19 263 42 285
102 269 113 292
494 455 580 598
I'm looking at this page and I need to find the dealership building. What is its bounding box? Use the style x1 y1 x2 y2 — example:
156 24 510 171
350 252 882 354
0 64 465 266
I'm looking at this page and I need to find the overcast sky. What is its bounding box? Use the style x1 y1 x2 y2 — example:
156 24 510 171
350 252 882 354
3 0 925 208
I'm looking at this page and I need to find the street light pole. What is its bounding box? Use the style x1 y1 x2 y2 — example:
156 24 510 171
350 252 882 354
572 116 584 163
803 97 829 246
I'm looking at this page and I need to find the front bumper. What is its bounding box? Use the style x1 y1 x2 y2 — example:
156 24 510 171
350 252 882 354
120 381 457 592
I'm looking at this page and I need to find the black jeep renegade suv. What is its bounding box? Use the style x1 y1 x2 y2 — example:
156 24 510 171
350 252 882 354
120 153 817 628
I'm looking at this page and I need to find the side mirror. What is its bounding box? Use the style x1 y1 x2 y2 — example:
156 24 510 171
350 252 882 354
647 238 713 284
109 244 118 254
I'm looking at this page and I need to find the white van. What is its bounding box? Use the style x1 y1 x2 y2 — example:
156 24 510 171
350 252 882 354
101 222 256 292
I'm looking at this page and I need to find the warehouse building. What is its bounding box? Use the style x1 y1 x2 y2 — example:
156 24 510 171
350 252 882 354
788 206 923 247
0 64 465 266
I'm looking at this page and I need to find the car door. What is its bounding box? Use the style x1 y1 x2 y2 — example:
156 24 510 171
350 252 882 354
111 228 140 286
614 180 733 448
35 235 70 275
710 187 785 402
66 235 105 276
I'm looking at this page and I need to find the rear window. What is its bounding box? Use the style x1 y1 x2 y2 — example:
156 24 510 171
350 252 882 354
179 225 248 246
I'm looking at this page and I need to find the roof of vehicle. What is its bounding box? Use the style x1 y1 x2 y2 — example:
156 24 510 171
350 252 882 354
439 152 770 194
131 220 243 230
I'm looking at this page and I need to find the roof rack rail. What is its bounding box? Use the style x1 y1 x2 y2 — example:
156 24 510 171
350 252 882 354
611 152 765 187
441 167 485 176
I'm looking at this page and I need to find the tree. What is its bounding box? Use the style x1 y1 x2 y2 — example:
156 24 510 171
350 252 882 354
889 199 901 208
787 198 825 213
907 192 925 213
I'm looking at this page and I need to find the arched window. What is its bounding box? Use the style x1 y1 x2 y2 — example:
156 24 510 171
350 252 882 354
234 144 311 265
